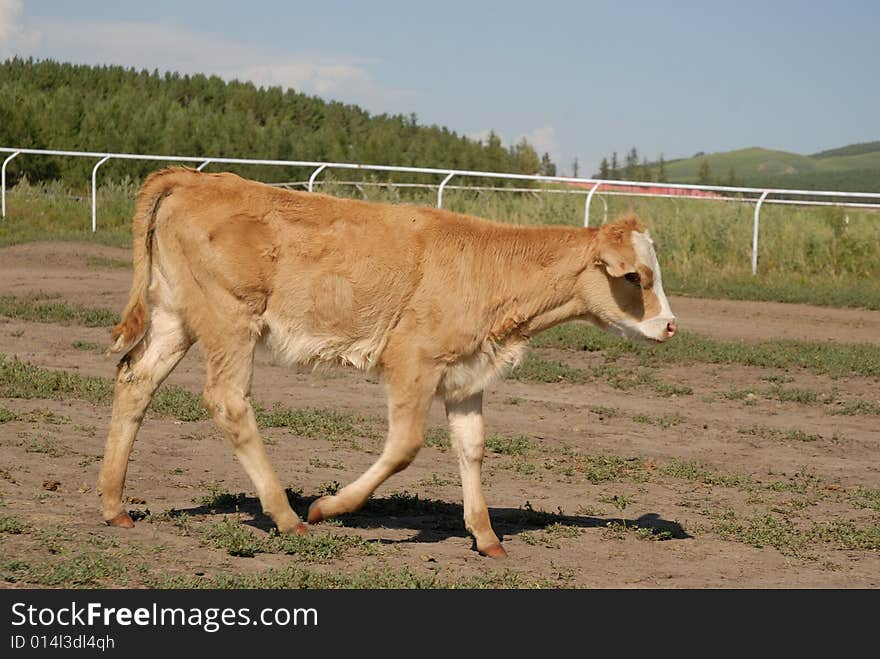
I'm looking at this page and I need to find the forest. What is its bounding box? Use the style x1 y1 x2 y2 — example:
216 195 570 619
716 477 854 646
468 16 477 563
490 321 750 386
0 57 554 186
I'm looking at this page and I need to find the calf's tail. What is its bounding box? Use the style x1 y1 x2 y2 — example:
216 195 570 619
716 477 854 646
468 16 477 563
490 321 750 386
108 171 175 356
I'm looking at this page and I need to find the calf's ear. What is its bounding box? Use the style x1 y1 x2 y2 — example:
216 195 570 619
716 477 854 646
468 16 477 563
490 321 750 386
594 231 637 278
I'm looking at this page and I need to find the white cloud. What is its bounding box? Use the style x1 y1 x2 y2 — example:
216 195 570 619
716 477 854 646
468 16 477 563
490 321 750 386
1 13 409 113
468 124 562 166
521 124 561 163
0 0 23 47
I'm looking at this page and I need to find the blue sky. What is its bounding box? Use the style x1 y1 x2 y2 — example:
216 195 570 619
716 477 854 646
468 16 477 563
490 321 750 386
1 0 878 175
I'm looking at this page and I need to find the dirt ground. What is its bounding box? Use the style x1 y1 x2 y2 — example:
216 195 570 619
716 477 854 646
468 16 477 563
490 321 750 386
1 242 878 588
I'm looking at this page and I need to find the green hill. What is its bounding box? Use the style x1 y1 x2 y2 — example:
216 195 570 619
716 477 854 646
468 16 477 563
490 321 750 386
811 141 880 159
0 57 553 186
663 143 880 191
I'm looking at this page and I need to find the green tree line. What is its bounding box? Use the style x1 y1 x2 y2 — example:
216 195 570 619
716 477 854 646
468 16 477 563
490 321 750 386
0 57 556 187
594 147 669 183
594 147 747 187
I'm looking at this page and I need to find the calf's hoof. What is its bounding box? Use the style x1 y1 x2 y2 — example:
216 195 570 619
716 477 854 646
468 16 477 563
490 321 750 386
106 511 135 528
307 496 331 524
479 542 508 559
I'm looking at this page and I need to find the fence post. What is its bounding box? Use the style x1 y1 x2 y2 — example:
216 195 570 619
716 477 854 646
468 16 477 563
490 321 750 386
437 172 455 208
196 159 212 171
308 164 327 192
2 150 21 219
752 190 770 275
584 182 600 227
91 155 111 233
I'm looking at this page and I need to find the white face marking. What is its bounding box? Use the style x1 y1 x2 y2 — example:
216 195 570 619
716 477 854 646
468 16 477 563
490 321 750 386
629 230 676 340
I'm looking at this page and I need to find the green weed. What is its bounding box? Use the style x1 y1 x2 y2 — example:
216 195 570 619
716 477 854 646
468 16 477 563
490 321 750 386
738 425 821 442
0 294 118 327
486 434 532 456
0 515 26 534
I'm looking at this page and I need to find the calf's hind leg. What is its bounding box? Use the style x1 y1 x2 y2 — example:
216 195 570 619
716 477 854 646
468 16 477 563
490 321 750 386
201 334 306 535
99 308 191 527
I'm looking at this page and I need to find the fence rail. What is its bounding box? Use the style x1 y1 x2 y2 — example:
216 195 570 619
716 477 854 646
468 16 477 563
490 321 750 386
3 146 880 274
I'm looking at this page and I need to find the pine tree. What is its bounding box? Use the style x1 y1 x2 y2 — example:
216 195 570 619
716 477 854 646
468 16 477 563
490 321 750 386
599 158 610 179
624 147 639 180
610 152 620 179
572 157 580 178
657 154 668 183
726 166 738 186
697 158 714 185
539 152 557 177
639 157 652 182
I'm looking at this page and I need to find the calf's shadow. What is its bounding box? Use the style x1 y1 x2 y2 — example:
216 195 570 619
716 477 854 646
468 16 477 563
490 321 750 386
159 490 690 546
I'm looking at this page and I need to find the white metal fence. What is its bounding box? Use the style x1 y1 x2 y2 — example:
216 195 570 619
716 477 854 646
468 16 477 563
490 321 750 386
3 146 880 274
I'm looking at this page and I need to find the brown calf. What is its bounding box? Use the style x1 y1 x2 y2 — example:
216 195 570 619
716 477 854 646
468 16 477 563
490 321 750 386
99 168 676 557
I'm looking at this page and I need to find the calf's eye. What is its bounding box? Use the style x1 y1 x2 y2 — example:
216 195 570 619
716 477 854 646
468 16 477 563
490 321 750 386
624 272 641 286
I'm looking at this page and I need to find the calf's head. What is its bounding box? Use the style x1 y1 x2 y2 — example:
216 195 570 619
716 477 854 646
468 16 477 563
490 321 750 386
582 216 677 342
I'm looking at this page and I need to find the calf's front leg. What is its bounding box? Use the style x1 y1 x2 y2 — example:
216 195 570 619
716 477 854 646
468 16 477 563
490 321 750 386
308 357 440 523
446 392 505 558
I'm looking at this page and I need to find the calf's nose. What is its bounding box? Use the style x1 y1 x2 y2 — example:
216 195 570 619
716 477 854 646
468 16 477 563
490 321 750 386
666 321 677 338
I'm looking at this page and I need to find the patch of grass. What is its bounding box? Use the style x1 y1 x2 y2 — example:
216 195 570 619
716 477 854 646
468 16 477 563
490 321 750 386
424 427 450 450
666 272 880 311
570 454 647 484
534 324 880 378
632 412 686 428
21 408 70 425
712 512 809 557
25 437 67 457
511 353 690 396
7 552 126 587
829 400 880 416
713 511 880 556
150 385 207 422
0 407 18 423
849 487 880 513
254 403 365 442
589 405 619 419
0 294 118 327
317 480 340 496
270 532 381 561
809 521 880 551
72 340 99 351
510 353 587 383
197 484 247 511
205 518 264 557
738 425 821 442
84 255 130 269
0 354 113 403
486 434 532 456
723 387 757 401
604 521 674 541
359 491 461 519
78 454 101 467
659 459 753 489
766 472 823 495
308 457 345 470
503 460 537 476
152 563 547 589
521 522 583 548
0 356 368 432
0 515 26 534
419 473 457 487
764 385 828 405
